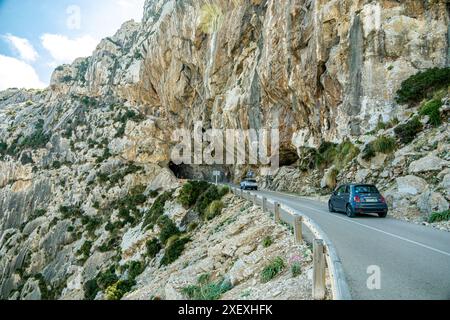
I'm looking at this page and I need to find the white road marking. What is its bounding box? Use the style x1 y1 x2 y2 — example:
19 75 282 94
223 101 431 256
264 192 450 258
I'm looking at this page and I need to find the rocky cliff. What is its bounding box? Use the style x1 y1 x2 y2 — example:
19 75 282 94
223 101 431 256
0 0 449 299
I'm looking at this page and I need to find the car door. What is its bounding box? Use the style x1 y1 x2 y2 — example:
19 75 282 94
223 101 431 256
335 185 346 211
342 185 351 210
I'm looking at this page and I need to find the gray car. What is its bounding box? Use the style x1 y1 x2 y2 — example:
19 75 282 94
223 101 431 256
240 178 258 190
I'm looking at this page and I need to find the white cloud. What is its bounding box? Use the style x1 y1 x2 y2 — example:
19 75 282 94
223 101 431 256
82 0 145 39
41 33 98 63
2 34 39 62
0 54 46 90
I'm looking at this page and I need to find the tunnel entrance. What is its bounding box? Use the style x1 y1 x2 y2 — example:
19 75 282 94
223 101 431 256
168 162 233 183
279 146 300 167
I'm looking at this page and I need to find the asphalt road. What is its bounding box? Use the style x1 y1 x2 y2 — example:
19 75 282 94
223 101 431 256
251 189 450 300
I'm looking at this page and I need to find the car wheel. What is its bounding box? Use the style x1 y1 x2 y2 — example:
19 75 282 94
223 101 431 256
378 212 387 218
346 205 356 218
328 201 335 213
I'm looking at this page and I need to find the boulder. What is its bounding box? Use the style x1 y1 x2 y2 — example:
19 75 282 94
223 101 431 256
440 174 450 197
358 153 388 170
396 176 428 196
355 169 370 184
147 168 179 192
320 166 338 189
417 191 449 214
409 156 448 174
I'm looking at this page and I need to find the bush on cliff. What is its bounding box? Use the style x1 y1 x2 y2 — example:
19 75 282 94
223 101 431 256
146 238 162 258
204 200 224 221
160 235 191 267
362 136 397 161
394 117 423 144
181 276 232 300
178 181 210 208
157 215 180 245
396 67 450 104
419 99 443 127
194 185 221 217
142 191 173 229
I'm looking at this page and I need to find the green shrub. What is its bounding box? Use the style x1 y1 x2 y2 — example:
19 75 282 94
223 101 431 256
419 99 443 127
105 280 136 300
181 277 232 300
291 262 302 277
195 185 221 217
142 191 173 229
394 117 423 144
178 181 210 208
77 241 93 262
205 200 224 221
428 210 450 223
19 119 50 151
313 140 360 171
31 208 47 220
187 222 199 232
124 261 145 281
260 257 285 283
262 236 273 248
157 215 180 245
96 267 119 290
160 236 191 267
362 136 397 161
219 186 230 197
60 205 83 219
396 67 450 104
374 118 399 132
148 190 159 198
0 141 7 155
82 216 102 237
146 238 162 258
84 279 99 300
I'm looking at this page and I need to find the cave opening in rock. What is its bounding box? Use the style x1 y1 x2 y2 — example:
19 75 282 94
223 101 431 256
168 162 233 183
279 146 300 167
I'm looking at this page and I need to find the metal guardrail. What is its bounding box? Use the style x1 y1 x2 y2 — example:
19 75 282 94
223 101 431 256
228 186 352 301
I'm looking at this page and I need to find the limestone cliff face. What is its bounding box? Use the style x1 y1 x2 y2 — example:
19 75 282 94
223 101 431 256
54 0 449 150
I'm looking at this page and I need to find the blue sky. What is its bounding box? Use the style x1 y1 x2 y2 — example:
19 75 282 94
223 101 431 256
0 0 145 90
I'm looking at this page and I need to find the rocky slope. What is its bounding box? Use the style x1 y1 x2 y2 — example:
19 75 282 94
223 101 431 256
126 195 316 301
0 0 449 299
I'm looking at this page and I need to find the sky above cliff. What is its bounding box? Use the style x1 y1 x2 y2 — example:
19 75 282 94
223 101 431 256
0 0 145 90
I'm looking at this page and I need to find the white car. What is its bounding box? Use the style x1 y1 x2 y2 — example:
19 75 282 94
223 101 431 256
240 179 258 190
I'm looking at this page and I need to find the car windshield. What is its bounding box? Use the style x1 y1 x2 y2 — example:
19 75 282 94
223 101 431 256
246 179 257 183
354 185 379 194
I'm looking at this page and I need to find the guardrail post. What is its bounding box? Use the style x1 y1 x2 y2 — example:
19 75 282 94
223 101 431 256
274 202 281 223
313 239 326 300
294 216 303 244
262 197 267 212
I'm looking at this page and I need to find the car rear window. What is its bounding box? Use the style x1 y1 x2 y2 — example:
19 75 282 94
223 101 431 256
246 179 257 183
354 185 379 194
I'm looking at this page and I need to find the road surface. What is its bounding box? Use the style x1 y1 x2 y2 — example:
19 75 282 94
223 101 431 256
250 189 450 300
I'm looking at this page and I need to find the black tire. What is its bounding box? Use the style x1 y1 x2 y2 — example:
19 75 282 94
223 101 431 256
346 205 356 218
328 201 335 213
378 212 387 218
